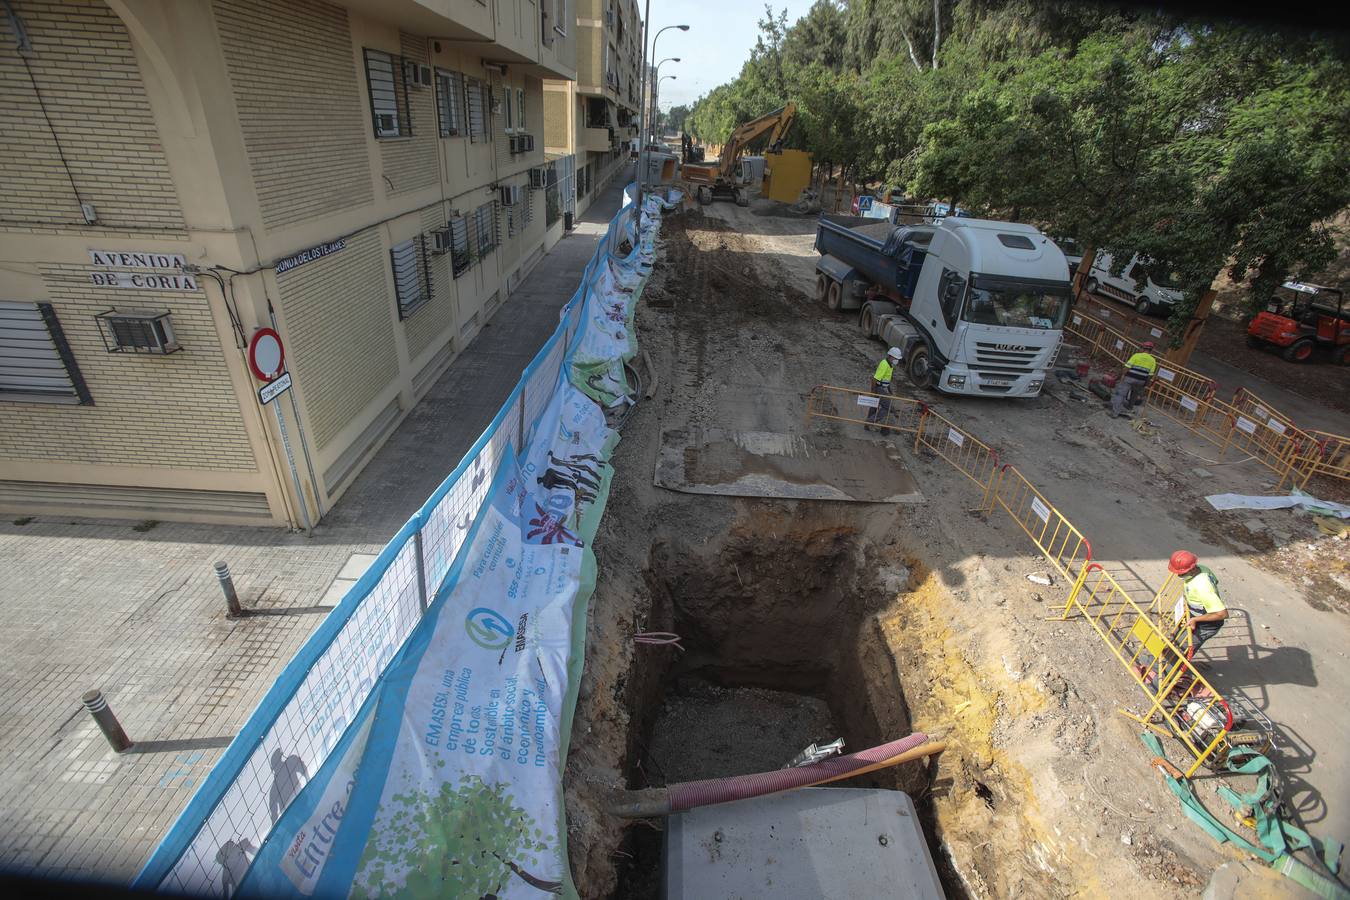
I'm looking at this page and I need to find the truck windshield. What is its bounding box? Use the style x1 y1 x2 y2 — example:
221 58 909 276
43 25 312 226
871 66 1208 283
962 279 1070 330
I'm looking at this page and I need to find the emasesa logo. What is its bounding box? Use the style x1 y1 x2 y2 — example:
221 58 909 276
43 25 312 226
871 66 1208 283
465 607 514 650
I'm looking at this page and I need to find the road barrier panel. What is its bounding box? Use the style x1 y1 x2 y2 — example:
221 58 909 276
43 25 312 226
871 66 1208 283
1064 564 1232 776
912 406 1001 507
985 464 1093 583
804 384 927 435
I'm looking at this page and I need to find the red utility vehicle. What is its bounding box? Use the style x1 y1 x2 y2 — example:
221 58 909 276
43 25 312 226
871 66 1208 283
1246 282 1348 364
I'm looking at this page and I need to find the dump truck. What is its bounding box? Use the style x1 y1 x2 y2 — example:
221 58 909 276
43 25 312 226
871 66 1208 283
814 214 1072 397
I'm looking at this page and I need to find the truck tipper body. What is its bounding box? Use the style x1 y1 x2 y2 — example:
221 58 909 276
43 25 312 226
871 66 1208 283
813 214 1072 398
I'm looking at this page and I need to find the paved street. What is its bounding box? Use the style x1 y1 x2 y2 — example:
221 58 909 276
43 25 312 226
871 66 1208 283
0 170 631 883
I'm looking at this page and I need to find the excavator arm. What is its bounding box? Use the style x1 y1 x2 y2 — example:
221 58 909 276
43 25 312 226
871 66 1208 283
683 102 797 187
716 102 797 177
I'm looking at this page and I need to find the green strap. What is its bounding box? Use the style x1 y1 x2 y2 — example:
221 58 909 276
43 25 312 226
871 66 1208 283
1138 733 1348 895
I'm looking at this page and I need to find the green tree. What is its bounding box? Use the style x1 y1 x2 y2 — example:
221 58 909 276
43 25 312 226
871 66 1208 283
783 0 848 71
354 774 562 899
665 103 691 134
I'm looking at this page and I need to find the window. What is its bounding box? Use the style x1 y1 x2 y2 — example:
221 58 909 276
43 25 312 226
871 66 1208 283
449 215 471 277
474 202 498 256
436 69 464 137
504 86 514 132
466 76 488 142
553 0 567 35
95 309 180 354
390 236 433 319
517 88 526 131
363 49 411 138
938 268 964 331
962 276 1070 330
0 301 92 404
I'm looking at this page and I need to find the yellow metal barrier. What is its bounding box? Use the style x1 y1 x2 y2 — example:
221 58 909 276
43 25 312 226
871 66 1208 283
1295 429 1350 488
1217 396 1310 489
985 464 1093 582
1144 379 1236 448
911 406 1002 503
1064 564 1232 775
1068 310 1216 399
804 384 927 435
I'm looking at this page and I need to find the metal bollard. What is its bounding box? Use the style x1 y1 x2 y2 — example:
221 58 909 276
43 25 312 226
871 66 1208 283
82 690 133 753
215 560 243 617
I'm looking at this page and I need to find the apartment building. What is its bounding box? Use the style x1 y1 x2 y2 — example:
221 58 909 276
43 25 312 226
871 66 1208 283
542 0 640 218
0 0 591 528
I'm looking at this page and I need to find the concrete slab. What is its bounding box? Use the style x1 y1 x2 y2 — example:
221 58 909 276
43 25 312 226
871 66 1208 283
664 788 943 900
655 427 925 503
335 552 378 581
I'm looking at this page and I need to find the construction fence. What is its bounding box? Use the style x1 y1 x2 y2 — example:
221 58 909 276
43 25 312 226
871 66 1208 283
1067 311 1349 491
804 383 1264 775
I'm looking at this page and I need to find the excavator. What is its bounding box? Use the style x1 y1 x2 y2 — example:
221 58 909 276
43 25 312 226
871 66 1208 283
681 102 796 206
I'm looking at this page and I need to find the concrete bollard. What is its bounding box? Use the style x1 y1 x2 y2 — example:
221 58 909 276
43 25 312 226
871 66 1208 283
82 690 133 753
215 560 243 618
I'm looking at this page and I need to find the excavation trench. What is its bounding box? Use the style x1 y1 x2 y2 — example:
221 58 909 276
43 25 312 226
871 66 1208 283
612 514 956 896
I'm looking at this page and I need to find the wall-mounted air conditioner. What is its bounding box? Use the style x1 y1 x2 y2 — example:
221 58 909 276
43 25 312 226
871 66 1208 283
430 228 451 255
528 168 546 189
404 61 432 88
499 185 521 206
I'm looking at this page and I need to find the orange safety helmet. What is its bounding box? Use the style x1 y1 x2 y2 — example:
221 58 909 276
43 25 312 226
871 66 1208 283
1141 340 1156 350
1168 550 1199 576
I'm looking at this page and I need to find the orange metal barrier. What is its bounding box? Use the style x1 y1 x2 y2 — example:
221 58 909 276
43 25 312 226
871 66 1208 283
1064 564 1232 775
1296 429 1350 488
804 384 927 435
1068 310 1216 399
985 464 1093 582
912 406 1001 502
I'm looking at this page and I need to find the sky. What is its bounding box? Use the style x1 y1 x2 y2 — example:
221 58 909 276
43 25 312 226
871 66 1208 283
642 0 819 110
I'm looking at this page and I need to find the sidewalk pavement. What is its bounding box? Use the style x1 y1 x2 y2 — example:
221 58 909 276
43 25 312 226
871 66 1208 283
0 168 632 883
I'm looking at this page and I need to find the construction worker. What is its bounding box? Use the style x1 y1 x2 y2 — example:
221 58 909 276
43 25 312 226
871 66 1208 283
1167 550 1228 654
1109 340 1158 418
864 347 903 430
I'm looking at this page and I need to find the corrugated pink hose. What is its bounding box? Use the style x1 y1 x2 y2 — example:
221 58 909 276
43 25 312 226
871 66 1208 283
607 732 934 818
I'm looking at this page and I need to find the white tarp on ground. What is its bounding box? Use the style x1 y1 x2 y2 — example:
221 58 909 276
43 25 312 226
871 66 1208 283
133 190 673 899
1205 490 1350 519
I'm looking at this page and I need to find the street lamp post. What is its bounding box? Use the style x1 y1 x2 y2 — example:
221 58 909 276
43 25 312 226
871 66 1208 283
650 58 679 143
636 18 688 212
654 74 676 140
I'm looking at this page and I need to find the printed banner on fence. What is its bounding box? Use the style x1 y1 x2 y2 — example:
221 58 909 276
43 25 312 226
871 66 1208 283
135 190 675 899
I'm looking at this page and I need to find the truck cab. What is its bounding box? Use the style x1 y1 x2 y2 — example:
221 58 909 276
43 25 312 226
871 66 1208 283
906 219 1071 396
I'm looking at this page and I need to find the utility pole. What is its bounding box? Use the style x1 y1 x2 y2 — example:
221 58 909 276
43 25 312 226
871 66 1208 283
635 0 651 214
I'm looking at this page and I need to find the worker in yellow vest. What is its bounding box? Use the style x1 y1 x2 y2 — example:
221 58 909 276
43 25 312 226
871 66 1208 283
864 347 903 430
1110 340 1157 417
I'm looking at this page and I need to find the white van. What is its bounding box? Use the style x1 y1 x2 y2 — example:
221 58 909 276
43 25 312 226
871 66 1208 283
1085 251 1183 316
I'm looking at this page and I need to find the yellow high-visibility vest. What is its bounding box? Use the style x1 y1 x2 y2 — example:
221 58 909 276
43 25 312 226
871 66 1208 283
873 359 895 384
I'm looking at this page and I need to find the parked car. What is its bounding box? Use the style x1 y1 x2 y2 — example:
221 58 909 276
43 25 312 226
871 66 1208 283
1084 251 1183 316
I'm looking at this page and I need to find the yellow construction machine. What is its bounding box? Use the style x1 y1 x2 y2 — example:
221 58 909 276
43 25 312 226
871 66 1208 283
682 102 797 206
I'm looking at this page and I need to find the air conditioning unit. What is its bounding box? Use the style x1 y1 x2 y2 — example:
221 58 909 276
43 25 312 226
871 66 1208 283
528 168 546 189
520 134 534 152
430 228 451 255
404 61 432 88
508 135 521 154
499 184 521 206
375 113 398 136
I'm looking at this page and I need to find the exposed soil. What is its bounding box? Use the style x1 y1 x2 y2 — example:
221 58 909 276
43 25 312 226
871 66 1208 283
562 198 1350 899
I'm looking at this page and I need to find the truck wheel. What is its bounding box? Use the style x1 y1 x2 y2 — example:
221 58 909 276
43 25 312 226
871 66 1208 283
1085 277 1099 295
906 344 937 390
826 280 844 312
860 306 876 336
1135 296 1152 316
1282 339 1315 363
815 274 829 304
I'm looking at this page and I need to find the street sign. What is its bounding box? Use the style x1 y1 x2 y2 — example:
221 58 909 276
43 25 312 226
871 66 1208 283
258 371 292 405
248 328 286 381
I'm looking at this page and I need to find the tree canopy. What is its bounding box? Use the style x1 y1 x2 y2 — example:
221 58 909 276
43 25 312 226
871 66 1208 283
684 1 1350 329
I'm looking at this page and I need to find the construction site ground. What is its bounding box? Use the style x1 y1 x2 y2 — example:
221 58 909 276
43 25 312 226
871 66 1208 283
561 199 1350 897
